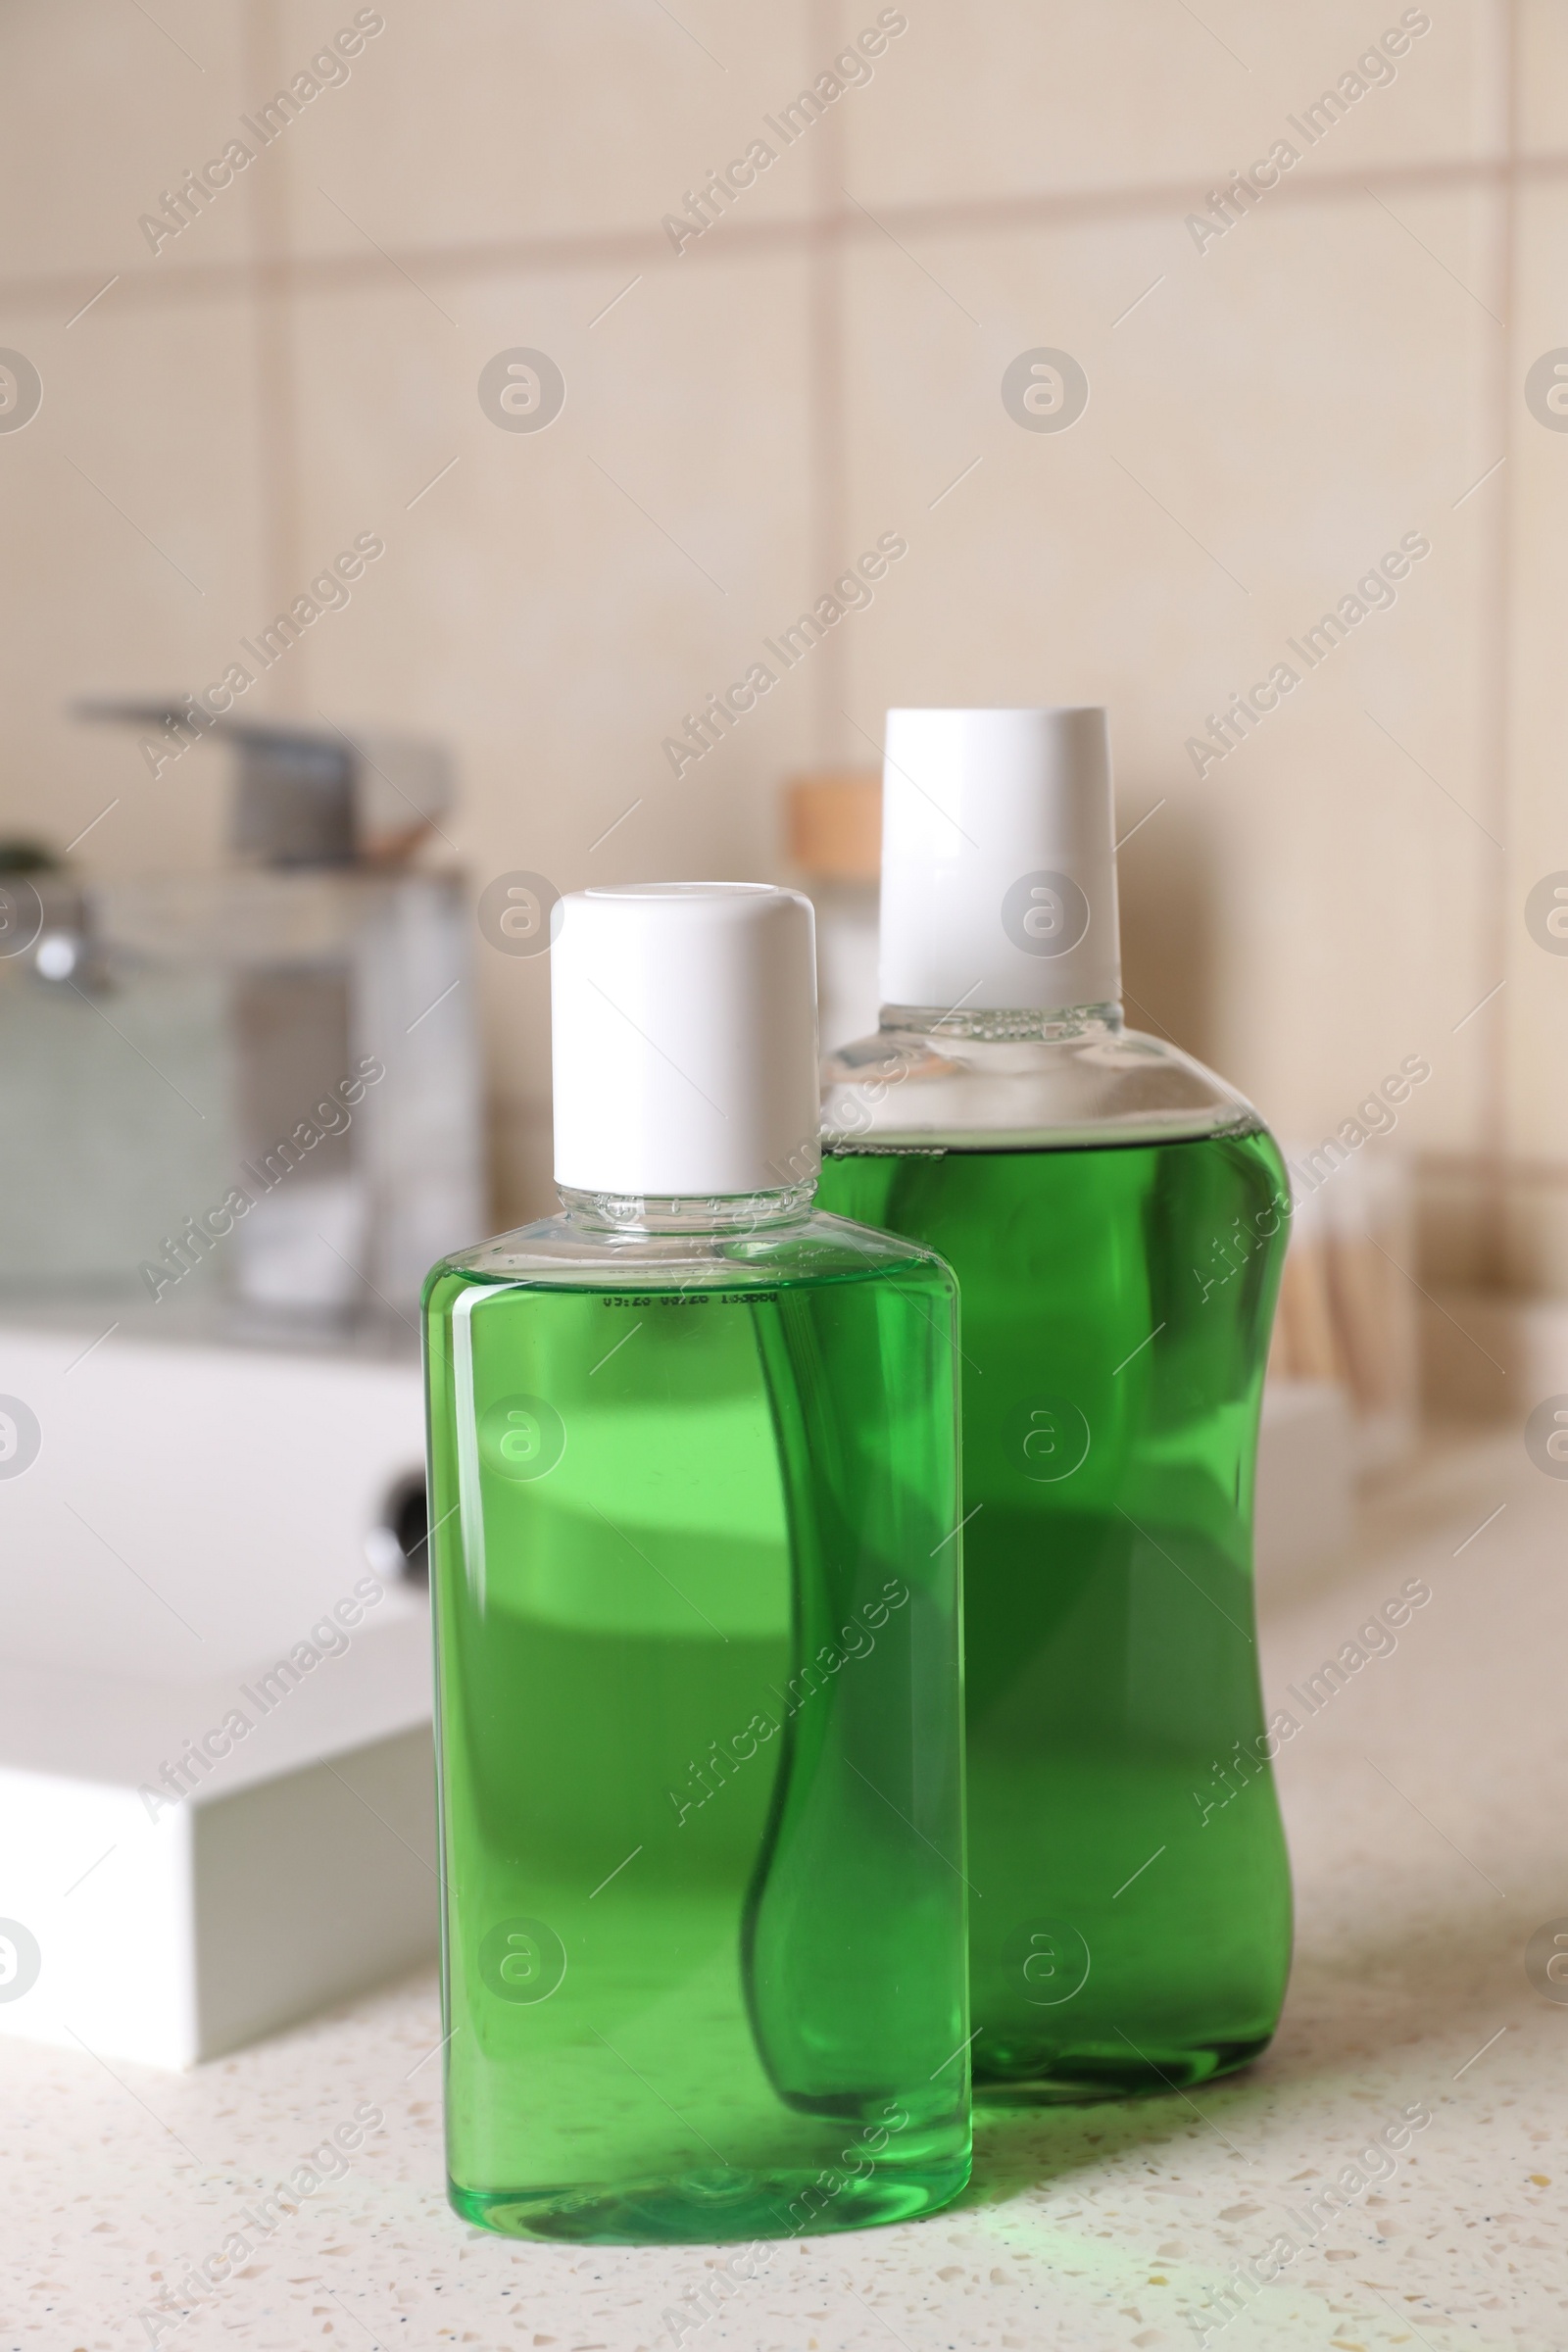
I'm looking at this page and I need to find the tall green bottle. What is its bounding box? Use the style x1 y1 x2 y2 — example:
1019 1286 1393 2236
816 709 1292 2103
424 882 970 2240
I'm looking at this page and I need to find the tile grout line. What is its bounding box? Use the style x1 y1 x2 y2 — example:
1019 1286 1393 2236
1475 0 1520 1286
245 0 309 719
12 153 1568 319
811 0 850 768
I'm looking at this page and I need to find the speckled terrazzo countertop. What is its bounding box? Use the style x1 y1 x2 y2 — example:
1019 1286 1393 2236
9 1426 1566 2352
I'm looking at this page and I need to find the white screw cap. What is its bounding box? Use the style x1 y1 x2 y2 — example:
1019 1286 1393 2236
878 707 1121 1014
552 883 821 1197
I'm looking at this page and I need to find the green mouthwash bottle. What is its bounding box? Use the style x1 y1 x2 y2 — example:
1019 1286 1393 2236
816 710 1292 2102
424 882 970 2240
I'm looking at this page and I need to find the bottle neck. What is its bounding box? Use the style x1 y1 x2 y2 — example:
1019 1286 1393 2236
878 998 1124 1044
558 1180 816 1236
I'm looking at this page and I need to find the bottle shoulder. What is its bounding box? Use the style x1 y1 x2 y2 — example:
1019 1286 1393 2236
822 1022 1266 1152
424 1206 956 1299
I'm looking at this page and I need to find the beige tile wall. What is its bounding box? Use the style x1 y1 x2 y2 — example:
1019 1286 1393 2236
0 0 1559 1270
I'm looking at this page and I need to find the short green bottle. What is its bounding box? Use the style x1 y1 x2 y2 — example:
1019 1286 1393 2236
424 882 970 2240
816 710 1293 2103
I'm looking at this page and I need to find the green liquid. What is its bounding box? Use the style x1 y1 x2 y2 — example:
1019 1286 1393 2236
424 1235 970 2240
817 1129 1293 2101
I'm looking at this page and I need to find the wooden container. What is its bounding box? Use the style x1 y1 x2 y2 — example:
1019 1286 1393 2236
784 771 881 882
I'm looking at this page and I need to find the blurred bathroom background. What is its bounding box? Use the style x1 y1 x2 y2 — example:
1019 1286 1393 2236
4 0 1563 1402
2 0 1565 2057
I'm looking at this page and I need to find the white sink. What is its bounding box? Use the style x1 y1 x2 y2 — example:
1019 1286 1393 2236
0 1319 437 2068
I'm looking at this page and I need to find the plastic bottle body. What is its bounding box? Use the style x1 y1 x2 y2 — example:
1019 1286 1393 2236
818 1015 1293 2101
423 1200 970 2239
